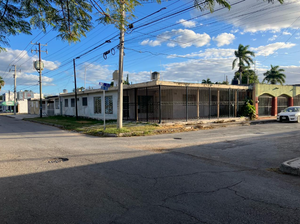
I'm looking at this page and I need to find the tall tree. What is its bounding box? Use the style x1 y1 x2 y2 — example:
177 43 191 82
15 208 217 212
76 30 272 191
263 65 286 85
0 0 284 51
234 65 258 84
0 76 4 90
232 44 255 84
202 78 212 84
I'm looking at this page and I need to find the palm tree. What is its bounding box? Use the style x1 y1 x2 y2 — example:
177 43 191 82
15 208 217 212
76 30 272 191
263 65 286 85
234 65 258 84
0 76 4 90
232 44 255 84
202 78 212 84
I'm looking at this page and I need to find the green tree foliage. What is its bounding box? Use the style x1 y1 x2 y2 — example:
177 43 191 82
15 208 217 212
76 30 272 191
202 78 212 84
232 44 255 83
0 76 4 90
263 65 286 85
215 81 228 85
123 74 130 85
234 65 258 84
240 99 256 120
0 1 284 51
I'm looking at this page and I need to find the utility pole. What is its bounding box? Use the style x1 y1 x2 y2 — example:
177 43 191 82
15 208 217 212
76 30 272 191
73 57 79 120
31 42 47 118
9 65 18 115
117 2 125 129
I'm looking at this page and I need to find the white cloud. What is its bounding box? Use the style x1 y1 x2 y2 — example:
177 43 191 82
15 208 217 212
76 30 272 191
77 63 112 84
193 0 300 33
268 35 278 42
128 59 300 85
0 49 58 86
251 42 296 56
177 19 196 28
212 33 235 47
231 29 239 33
140 29 211 48
283 31 292 35
167 48 235 59
140 39 161 47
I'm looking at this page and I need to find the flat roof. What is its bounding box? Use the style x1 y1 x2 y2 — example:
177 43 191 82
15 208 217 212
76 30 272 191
60 80 250 97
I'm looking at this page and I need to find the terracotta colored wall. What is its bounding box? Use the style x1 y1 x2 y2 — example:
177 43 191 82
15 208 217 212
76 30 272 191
272 97 278 116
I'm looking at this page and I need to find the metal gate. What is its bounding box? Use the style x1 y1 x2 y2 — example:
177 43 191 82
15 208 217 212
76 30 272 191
258 94 273 116
294 95 300 106
277 95 289 114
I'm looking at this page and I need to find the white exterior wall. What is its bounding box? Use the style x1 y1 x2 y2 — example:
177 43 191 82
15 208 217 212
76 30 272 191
18 99 28 113
54 98 61 115
61 90 118 120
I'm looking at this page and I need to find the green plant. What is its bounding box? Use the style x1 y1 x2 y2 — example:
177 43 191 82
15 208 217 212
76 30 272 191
240 99 256 120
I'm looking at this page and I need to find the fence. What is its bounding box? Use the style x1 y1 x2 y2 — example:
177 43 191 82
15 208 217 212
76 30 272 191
123 85 249 123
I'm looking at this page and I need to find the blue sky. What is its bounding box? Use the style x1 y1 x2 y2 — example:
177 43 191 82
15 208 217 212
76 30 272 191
1 0 300 95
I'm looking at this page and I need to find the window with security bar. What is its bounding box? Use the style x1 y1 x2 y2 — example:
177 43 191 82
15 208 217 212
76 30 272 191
82 97 88 106
105 96 113 114
64 99 68 107
55 99 59 109
71 98 75 107
94 97 101 114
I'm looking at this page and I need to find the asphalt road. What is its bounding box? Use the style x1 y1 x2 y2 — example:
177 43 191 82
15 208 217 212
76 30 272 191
0 115 300 224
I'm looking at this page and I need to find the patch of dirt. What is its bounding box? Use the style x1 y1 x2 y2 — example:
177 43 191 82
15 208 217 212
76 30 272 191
76 121 93 124
266 167 283 174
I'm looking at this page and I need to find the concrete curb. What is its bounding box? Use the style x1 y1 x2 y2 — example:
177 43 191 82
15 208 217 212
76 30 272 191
250 119 277 125
280 157 300 176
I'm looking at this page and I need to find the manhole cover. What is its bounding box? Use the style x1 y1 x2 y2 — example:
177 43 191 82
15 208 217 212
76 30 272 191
48 158 69 163
174 138 182 140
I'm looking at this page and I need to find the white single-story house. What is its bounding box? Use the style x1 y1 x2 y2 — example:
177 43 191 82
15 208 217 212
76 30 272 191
56 78 250 122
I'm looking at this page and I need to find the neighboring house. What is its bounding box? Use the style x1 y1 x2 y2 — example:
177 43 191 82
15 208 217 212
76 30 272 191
253 83 300 117
1 91 44 114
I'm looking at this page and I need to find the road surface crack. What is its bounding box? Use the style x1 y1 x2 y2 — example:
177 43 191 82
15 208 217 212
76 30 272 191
227 187 299 211
162 181 243 203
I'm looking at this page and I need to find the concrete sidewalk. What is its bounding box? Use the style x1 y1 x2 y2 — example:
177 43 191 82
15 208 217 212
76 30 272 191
1 113 40 120
280 158 300 176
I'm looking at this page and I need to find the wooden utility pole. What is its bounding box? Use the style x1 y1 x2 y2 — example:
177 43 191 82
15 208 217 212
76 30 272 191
117 2 125 129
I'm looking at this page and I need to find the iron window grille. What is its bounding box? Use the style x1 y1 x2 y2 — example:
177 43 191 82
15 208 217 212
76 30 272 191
94 97 101 114
105 96 113 114
64 99 68 107
82 97 88 106
71 98 75 107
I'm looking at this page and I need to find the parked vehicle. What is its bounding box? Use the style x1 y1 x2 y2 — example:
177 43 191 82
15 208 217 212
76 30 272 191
277 106 300 122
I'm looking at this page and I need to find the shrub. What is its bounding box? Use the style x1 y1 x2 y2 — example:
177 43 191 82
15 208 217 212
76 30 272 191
240 99 256 120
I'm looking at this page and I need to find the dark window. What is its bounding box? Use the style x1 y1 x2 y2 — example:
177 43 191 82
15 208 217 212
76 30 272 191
123 96 129 118
82 97 88 106
64 99 68 107
71 98 75 107
94 97 101 114
105 96 113 114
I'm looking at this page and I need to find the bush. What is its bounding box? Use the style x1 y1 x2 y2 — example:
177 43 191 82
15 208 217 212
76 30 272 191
240 99 256 120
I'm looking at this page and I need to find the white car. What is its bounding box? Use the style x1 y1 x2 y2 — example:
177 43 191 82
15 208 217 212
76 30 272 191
277 106 300 122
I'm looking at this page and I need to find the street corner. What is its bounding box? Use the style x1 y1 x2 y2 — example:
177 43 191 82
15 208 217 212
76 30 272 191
280 157 300 176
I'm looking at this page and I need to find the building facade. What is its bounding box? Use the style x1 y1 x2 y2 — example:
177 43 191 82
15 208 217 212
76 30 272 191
253 83 300 117
57 80 250 122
